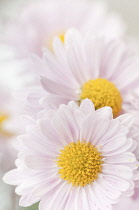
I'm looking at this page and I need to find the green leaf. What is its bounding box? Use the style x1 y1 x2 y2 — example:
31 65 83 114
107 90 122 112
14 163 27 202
18 203 38 210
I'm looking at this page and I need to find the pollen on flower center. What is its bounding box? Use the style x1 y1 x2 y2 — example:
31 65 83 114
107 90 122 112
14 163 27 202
56 141 103 187
80 78 122 117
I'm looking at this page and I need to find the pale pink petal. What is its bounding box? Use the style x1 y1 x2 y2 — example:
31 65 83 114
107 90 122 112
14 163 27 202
103 164 133 179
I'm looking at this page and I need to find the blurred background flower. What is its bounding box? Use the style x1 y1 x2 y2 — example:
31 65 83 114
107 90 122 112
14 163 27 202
0 0 139 39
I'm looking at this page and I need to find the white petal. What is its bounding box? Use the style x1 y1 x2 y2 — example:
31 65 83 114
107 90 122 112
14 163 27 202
74 109 87 128
57 105 79 142
96 106 113 120
102 164 133 179
40 181 71 210
79 113 96 143
19 195 31 207
28 177 62 205
100 136 127 153
40 76 77 98
91 118 110 146
104 138 133 156
43 45 78 87
3 169 21 185
41 95 71 108
39 119 64 147
22 134 57 158
68 101 78 111
24 156 56 170
75 187 90 210
117 114 134 129
51 113 77 145
101 175 130 192
105 152 136 164
116 64 139 91
80 99 95 115
98 120 128 147
65 30 91 84
89 182 112 210
85 37 104 79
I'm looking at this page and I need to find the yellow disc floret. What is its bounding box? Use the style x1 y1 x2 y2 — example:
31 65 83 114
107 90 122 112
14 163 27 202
80 78 122 117
56 141 103 187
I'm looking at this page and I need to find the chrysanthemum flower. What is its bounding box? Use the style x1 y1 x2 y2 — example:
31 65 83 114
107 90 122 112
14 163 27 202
3 99 139 209
7 0 125 57
26 30 139 119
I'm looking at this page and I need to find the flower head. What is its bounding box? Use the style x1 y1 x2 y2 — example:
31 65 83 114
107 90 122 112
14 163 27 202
8 1 125 57
3 99 139 209
25 29 139 119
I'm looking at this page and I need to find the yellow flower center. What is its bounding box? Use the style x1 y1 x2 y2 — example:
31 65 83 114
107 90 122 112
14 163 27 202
0 113 13 137
80 78 122 117
0 113 8 123
56 141 103 187
58 34 65 43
